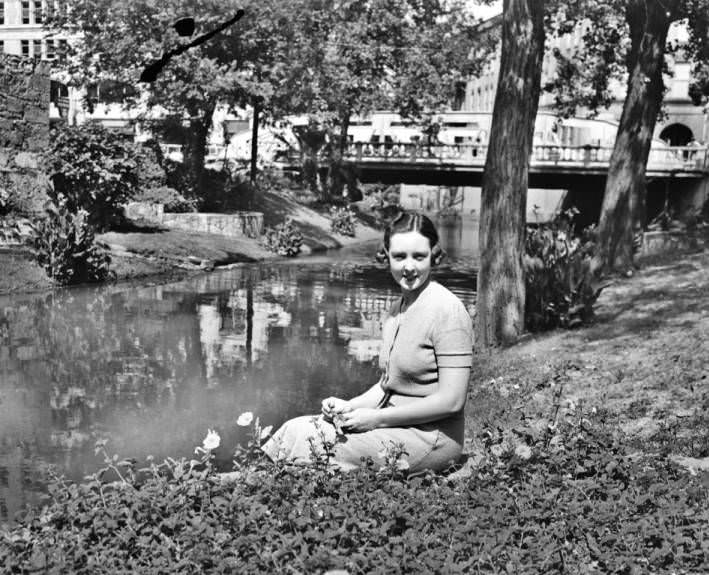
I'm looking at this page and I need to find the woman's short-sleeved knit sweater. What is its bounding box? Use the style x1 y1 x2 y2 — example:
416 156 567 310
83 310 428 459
378 281 473 397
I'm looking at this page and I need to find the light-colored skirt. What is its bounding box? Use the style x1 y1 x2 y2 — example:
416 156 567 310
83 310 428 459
261 411 464 473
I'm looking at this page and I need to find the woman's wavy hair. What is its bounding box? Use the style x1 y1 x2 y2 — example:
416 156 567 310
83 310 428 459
375 211 446 266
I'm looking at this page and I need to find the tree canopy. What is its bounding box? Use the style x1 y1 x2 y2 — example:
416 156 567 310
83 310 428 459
48 0 493 191
541 0 709 271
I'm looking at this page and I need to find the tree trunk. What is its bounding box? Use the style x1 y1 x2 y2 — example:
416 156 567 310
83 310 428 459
596 1 674 272
250 97 260 183
476 0 545 348
184 105 215 200
294 124 328 197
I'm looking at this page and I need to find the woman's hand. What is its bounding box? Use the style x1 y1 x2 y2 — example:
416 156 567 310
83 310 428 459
341 408 381 433
321 397 352 422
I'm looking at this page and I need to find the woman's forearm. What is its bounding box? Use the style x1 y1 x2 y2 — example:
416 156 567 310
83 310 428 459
375 392 464 428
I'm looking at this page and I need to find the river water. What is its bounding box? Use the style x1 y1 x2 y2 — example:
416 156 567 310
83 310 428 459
0 217 479 522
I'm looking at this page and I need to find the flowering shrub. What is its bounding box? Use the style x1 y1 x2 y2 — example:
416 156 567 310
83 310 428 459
1 412 707 574
330 206 356 237
524 209 606 331
261 218 304 257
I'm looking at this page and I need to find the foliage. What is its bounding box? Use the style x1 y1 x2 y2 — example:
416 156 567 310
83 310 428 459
260 218 304 257
1 415 707 574
45 122 138 232
0 188 22 244
329 206 356 237
29 203 112 285
200 170 256 213
524 209 606 331
262 0 492 199
542 1 709 272
132 185 196 213
46 0 278 194
133 142 169 190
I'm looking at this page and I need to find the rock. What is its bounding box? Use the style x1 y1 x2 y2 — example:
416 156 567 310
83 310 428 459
670 455 709 475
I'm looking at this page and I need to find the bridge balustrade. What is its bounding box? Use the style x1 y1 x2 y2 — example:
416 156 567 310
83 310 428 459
342 141 708 173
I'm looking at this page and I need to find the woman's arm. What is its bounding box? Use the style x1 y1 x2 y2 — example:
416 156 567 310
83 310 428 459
321 375 385 419
341 367 470 431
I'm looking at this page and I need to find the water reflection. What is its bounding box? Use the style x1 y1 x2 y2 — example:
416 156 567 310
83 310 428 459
0 218 478 522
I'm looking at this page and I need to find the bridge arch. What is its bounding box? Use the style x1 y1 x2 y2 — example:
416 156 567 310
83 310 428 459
659 123 694 146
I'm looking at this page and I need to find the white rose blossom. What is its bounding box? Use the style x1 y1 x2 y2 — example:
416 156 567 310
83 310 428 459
237 411 254 427
202 429 221 451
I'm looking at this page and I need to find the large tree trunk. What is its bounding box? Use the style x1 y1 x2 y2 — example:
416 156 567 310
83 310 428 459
184 104 215 199
597 1 674 272
476 0 545 348
250 97 260 184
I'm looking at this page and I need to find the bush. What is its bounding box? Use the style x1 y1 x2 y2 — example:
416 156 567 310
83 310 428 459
330 205 356 237
261 218 304 257
524 209 606 331
30 202 111 285
45 122 138 231
132 185 196 213
134 142 167 189
1 415 707 574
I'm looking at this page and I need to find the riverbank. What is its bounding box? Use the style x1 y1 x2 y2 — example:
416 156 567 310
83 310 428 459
1 249 707 572
0 188 382 296
462 248 709 476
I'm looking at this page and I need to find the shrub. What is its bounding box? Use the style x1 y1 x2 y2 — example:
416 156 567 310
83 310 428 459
29 202 111 285
0 187 22 244
133 141 173 194
261 218 304 257
200 170 256 213
45 122 138 231
330 205 356 237
1 416 707 574
132 185 196 213
524 209 606 331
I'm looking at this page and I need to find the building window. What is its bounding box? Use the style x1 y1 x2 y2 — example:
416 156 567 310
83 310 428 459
58 38 67 62
33 38 41 58
0 2 4 26
21 39 30 56
46 39 55 59
34 0 42 24
0 41 4 53
22 1 31 24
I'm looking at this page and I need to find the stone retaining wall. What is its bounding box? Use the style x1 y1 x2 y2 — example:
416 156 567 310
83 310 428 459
124 202 263 239
640 229 707 257
0 54 51 215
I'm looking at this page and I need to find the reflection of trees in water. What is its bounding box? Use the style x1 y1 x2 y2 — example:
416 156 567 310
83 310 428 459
0 260 427 517
2 289 208 447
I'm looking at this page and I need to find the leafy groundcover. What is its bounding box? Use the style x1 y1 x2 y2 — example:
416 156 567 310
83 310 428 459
1 416 707 574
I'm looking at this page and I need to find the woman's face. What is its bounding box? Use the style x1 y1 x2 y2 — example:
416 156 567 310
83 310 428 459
387 231 433 294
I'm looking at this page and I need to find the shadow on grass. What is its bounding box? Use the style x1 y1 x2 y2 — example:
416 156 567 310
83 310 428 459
588 282 706 342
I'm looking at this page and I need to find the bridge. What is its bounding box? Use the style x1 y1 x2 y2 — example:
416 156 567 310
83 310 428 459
327 142 709 187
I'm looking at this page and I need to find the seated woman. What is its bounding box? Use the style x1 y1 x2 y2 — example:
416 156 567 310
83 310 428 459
262 212 473 473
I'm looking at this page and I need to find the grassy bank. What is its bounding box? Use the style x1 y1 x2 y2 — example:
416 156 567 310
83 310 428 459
0 188 381 296
1 250 707 573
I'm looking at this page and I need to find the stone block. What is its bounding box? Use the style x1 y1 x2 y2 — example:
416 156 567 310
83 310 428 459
0 148 11 168
23 105 49 125
13 152 39 169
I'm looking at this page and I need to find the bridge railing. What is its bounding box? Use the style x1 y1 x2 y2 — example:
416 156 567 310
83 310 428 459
341 142 709 172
